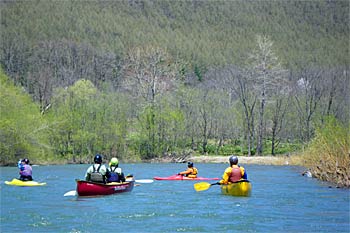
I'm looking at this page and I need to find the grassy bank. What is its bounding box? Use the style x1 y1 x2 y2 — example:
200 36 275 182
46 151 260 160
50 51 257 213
301 117 349 188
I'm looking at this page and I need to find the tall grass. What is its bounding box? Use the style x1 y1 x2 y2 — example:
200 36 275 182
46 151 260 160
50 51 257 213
302 117 349 188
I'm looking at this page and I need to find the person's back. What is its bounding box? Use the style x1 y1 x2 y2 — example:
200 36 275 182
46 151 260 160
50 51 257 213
18 158 33 181
178 162 198 178
219 155 247 184
107 157 125 183
229 165 244 182
85 154 107 183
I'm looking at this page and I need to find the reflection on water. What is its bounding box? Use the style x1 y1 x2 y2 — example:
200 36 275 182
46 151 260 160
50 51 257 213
1 164 349 232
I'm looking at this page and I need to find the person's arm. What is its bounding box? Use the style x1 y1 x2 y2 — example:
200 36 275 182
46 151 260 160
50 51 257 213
219 167 231 184
120 172 125 182
178 168 191 175
18 161 24 171
85 166 92 181
240 166 247 179
101 165 109 177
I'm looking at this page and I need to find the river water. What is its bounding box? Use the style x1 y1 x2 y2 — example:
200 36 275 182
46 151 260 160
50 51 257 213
1 163 349 232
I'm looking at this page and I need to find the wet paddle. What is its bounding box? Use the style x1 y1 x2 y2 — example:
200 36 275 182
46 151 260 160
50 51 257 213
63 190 77 196
135 179 153 183
194 182 220 192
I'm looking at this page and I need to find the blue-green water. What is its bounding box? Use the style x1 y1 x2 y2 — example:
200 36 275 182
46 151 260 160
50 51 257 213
1 163 349 232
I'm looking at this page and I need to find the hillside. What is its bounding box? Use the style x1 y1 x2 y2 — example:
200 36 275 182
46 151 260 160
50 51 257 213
0 1 348 173
1 0 348 73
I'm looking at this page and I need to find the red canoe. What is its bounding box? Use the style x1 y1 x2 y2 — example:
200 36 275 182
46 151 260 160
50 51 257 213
154 174 219 181
76 179 134 196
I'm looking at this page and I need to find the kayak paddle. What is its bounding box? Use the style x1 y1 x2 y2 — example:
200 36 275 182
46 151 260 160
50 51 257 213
194 182 220 192
135 179 154 183
64 190 77 196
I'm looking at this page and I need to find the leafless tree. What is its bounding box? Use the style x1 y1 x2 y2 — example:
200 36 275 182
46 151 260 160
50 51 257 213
247 35 288 155
293 67 324 142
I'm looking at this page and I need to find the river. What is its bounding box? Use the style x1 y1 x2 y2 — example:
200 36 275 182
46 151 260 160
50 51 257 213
1 163 349 232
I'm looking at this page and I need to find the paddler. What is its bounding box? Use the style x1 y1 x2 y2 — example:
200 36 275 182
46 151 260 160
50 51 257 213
106 157 125 183
178 162 198 178
18 158 33 181
218 155 247 184
85 154 108 183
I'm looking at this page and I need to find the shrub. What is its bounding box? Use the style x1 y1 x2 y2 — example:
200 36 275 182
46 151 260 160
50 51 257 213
303 117 349 188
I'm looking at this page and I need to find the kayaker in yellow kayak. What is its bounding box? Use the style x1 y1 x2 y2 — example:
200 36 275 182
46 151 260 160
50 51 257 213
219 155 247 184
106 157 125 183
178 162 198 178
18 158 33 181
85 154 108 183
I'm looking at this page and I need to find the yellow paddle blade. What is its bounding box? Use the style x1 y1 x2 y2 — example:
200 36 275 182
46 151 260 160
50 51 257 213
194 182 211 192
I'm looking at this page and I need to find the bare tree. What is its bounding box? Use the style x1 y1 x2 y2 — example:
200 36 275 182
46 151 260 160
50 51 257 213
121 45 178 158
222 66 257 156
320 68 349 123
270 96 289 155
247 35 288 155
293 68 324 142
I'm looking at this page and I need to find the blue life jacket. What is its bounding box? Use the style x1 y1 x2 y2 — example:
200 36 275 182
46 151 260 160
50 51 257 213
107 166 124 182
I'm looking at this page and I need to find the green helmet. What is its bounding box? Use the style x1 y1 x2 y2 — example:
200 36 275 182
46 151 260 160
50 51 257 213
110 157 119 166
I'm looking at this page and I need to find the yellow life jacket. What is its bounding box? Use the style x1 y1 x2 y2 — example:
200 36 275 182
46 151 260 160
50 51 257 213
187 167 198 178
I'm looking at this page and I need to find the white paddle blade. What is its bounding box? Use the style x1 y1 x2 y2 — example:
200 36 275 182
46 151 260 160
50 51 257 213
64 190 77 196
135 179 154 183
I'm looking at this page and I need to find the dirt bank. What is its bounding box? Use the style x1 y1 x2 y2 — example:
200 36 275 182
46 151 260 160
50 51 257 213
188 155 296 165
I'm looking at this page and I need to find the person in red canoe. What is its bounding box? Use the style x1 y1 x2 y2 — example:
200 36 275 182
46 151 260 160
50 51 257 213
18 158 33 181
218 155 247 184
85 154 108 183
178 162 198 178
106 157 125 183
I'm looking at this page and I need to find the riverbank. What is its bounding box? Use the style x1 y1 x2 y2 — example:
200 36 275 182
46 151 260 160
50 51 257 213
149 154 303 166
188 155 300 165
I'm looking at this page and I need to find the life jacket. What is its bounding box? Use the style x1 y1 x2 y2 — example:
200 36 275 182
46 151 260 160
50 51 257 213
229 166 242 182
90 164 105 183
20 164 32 176
187 167 198 178
107 166 122 182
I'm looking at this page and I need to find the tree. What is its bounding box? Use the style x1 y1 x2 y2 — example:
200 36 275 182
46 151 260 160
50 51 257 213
121 46 178 159
247 35 288 155
0 69 52 164
223 66 257 156
269 96 290 155
293 68 324 142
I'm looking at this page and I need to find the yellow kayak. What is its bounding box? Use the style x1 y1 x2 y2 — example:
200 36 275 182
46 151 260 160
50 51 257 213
220 180 252 197
5 178 46 186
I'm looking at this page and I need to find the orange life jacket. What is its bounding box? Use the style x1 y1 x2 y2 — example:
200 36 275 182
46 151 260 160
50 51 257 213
229 166 242 182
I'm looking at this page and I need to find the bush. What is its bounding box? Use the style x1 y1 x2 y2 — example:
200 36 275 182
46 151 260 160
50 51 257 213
303 117 349 188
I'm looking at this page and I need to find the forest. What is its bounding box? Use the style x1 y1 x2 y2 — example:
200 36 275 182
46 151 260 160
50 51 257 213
0 0 349 169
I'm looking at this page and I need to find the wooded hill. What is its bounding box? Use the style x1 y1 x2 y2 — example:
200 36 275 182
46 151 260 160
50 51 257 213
0 0 349 165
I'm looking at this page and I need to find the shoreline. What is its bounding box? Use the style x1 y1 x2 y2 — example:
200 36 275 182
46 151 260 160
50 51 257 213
189 155 297 165
150 155 302 166
1 155 301 166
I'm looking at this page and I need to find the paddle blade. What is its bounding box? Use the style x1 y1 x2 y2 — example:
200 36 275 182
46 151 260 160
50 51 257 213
135 179 154 183
64 190 77 197
194 182 211 192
